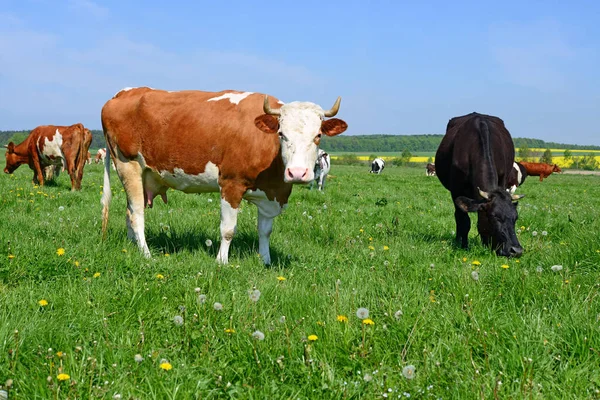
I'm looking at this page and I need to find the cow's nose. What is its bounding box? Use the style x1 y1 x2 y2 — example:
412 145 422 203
509 246 523 257
3 168 8 174
285 167 309 182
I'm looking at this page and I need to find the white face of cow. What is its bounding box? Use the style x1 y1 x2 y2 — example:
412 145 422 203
254 96 348 184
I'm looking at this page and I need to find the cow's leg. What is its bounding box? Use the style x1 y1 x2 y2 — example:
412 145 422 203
454 204 471 249
319 174 326 191
255 198 283 265
64 157 77 191
115 155 150 257
216 197 240 264
31 156 45 187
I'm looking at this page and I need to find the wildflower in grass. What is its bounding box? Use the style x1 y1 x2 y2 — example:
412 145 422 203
542 231 548 236
93 272 100 278
520 226 526 231
462 257 467 262
74 261 80 267
252 330 265 341
471 271 479 281
57 373 70 381
198 294 207 304
8 254 15 259
317 321 324 326
501 264 510 269
359 228 364 233
337 315 348 323
213 302 223 311
58 206 64 211
308 334 318 341
383 260 390 266
394 310 403 320
551 265 563 272
277 276 286 281
279 316 286 324
536 266 543 273
356 308 369 320
156 274 165 280
472 260 481 266
134 354 144 363
532 231 538 237
205 239 213 247
383 246 389 251
248 289 261 302
194 287 201 293
122 249 127 253
363 373 373 382
363 318 374 325
402 365 416 380
173 315 184 326
56 248 65 256
368 245 375 251
38 299 48 307
159 361 173 370
224 328 235 333
164 253 170 257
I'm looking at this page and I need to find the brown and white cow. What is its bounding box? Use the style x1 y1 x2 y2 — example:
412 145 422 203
95 148 106 164
101 87 347 263
426 163 436 176
4 124 92 190
86 151 92 165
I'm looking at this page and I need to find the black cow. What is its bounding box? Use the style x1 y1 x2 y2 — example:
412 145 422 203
506 162 527 194
435 112 524 257
370 158 385 174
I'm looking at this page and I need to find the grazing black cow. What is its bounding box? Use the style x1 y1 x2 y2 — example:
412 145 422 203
507 162 527 194
370 158 385 174
426 163 436 176
435 112 524 257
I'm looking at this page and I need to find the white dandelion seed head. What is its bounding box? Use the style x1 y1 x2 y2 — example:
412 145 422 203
402 364 416 380
383 261 390 266
173 315 184 326
430 263 435 269
394 310 403 320
207 198 213 203
248 289 261 303
532 231 538 236
134 354 144 363
363 373 372 382
194 287 201 293
113 394 122 400
551 265 563 272
536 266 543 273
205 239 213 247
279 316 286 324
252 330 265 341
198 294 207 304
58 206 65 211
542 231 548 236
213 302 223 311
471 271 480 281
356 307 369 320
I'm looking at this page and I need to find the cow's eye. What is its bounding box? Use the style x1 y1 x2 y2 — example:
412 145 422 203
278 132 287 141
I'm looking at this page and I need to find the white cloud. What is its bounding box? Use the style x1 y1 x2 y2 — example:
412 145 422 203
68 0 109 19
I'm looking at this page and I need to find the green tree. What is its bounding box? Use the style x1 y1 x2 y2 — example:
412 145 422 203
539 148 553 164
401 149 412 164
8 132 29 145
579 153 599 171
518 144 531 162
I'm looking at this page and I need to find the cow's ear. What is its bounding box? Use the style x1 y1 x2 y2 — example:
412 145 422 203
321 118 347 136
7 142 15 154
254 115 279 134
455 196 485 213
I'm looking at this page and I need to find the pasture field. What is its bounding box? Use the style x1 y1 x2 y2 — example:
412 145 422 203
1 164 600 399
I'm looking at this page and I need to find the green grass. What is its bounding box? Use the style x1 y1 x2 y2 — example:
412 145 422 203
1 164 600 399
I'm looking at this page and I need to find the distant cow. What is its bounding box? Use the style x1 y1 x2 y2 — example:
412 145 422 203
519 161 562 181
370 158 385 174
310 149 330 191
4 124 92 190
95 148 106 164
507 162 527 194
101 87 347 264
426 163 436 176
435 112 524 257
86 151 92 165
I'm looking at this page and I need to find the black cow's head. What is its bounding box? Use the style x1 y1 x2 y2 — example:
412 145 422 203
455 188 524 257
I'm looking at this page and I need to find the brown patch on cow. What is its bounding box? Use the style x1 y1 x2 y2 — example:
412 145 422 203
254 115 280 134
321 118 348 136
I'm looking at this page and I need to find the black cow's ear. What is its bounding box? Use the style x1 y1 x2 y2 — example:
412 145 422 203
455 196 485 213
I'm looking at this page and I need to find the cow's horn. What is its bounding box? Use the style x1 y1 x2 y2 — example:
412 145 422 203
3 145 7 148
323 96 342 117
263 95 281 116
511 194 525 201
478 187 490 200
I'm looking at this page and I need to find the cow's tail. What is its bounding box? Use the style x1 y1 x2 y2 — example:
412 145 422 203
101 146 112 236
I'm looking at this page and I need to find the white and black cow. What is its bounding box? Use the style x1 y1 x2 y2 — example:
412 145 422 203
370 158 385 174
507 162 528 194
310 149 330 191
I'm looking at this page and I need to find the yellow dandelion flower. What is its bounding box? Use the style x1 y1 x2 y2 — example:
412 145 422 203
472 260 481 266
317 321 324 326
8 254 15 259
74 261 80 267
362 319 374 325
520 226 526 231
564 280 570 284
462 257 467 262
122 249 127 253
336 315 348 322
515 260 520 263
57 373 70 381
308 334 318 341
368 245 375 251
383 246 389 251
164 253 170 257
359 228 364 233
369 237 373 241
156 274 165 280
93 272 101 278
56 351 63 358
501 264 510 269
159 362 173 371
224 328 235 333
38 299 48 307
277 276 286 281
56 248 65 256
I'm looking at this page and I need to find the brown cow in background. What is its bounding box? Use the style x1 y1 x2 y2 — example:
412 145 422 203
519 161 562 181
4 124 92 190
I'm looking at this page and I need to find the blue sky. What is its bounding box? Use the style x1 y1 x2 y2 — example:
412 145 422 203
1 0 599 145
